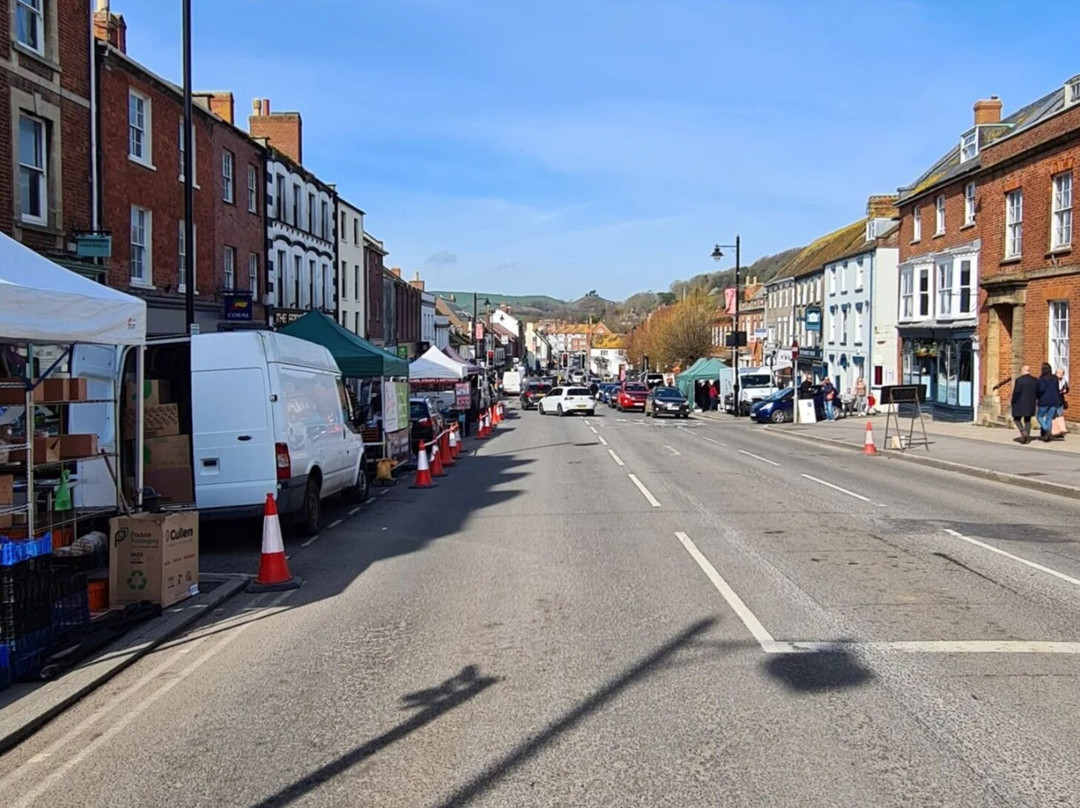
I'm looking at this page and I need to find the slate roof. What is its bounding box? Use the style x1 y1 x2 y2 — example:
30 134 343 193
897 84 1071 204
773 219 869 280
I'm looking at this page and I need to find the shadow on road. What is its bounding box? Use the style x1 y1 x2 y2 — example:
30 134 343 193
247 665 499 808
430 617 722 808
763 645 875 693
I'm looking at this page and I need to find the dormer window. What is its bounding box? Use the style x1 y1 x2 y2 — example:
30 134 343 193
960 129 978 162
1067 76 1080 107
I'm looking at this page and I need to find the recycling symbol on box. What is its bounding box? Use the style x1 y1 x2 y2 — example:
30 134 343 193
127 570 148 590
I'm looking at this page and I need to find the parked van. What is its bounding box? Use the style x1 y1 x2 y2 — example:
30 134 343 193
720 366 780 416
501 370 522 395
71 332 367 536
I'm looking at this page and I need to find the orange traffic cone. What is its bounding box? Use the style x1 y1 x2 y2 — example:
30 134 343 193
430 438 447 477
410 439 436 488
248 494 302 592
863 421 877 456
449 424 461 459
440 428 455 466
478 411 490 439
494 403 501 425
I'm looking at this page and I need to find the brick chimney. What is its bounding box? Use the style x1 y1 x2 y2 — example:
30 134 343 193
866 194 899 219
409 271 425 292
195 91 234 124
93 0 126 52
249 98 303 164
974 96 1003 125
390 267 402 278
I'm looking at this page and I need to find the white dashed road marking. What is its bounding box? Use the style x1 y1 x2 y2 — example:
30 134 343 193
738 449 780 467
663 445 681 456
628 474 661 507
608 449 624 466
943 528 1080 589
800 474 884 506
597 435 608 446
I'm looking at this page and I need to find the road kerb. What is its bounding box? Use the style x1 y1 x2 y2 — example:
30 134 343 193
0 573 250 754
762 425 1080 501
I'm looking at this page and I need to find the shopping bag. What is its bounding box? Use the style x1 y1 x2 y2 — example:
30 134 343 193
1052 415 1068 436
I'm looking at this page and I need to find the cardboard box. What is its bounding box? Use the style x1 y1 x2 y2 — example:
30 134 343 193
0 474 12 506
67 378 88 401
0 513 12 531
144 467 194 504
11 436 61 463
109 511 199 608
0 378 75 404
121 403 180 440
124 379 171 408
143 434 191 469
60 433 99 459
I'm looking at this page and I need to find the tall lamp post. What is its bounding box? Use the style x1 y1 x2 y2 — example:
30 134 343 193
712 237 742 415
182 0 195 334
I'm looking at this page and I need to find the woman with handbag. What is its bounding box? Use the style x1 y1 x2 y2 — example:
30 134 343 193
1054 368 1070 440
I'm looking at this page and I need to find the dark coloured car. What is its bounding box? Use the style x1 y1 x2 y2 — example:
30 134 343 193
520 381 552 410
410 396 446 454
645 386 690 418
749 386 832 423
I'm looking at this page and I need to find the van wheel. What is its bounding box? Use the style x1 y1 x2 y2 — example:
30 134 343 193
343 461 369 503
296 478 321 536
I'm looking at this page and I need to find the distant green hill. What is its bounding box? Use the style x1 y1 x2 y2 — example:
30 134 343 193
430 292 567 313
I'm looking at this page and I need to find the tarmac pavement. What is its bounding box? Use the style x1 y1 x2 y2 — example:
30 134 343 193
1 403 1079 806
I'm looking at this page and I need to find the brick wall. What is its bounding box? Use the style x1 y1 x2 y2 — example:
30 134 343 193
896 175 979 266
249 101 302 165
366 247 385 341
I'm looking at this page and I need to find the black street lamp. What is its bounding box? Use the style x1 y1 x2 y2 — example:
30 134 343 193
712 236 742 415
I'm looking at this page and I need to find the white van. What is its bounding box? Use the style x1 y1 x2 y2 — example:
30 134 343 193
71 332 367 536
501 370 522 395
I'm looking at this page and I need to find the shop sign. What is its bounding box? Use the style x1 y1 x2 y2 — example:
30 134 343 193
396 345 409 359
273 309 307 327
223 292 253 321
805 307 822 333
382 381 409 433
75 233 112 258
454 382 471 410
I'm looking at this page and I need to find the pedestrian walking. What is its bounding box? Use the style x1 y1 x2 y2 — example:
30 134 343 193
821 379 837 420
1035 362 1063 441
1010 364 1038 443
854 376 868 416
708 381 718 412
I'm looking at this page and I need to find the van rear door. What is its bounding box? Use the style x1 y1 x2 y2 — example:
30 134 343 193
192 366 276 510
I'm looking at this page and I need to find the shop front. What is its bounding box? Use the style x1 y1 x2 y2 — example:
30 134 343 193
795 346 828 384
899 325 976 422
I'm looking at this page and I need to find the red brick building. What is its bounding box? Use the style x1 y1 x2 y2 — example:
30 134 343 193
364 231 387 343
95 8 266 335
0 0 96 276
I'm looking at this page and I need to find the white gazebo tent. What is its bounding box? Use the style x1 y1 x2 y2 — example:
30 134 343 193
0 233 148 530
409 345 469 381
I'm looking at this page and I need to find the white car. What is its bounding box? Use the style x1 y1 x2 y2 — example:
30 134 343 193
538 386 595 417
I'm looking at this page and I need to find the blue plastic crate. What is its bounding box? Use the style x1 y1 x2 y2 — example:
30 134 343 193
2 626 51 682
0 534 52 566
51 591 90 634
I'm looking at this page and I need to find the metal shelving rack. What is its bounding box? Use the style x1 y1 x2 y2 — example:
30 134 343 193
1 351 120 543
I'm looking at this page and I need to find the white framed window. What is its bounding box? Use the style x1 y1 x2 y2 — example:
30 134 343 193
855 306 865 344
964 181 976 226
15 0 43 54
840 306 849 344
223 245 236 289
936 259 953 317
178 221 197 292
958 258 974 315
935 194 946 235
294 255 302 307
130 206 151 284
828 267 836 295
1050 301 1070 375
960 129 978 162
323 263 331 308
321 200 329 240
248 253 258 295
917 266 930 317
18 114 47 225
1052 172 1073 250
1069 79 1080 108
247 165 258 213
292 183 300 226
308 258 316 307
839 264 847 293
353 218 360 245
128 91 151 165
829 307 837 343
222 150 234 203
177 119 195 182
275 175 285 220
307 192 316 234
354 265 361 304
276 249 286 307
912 205 922 241
1005 189 1023 258
855 258 864 290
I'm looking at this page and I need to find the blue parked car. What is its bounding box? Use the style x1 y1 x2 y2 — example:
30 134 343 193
750 386 831 423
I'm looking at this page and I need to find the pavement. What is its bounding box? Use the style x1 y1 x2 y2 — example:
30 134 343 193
1 403 1079 806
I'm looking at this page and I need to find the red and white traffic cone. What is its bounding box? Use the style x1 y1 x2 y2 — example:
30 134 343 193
478 411 490 439
440 429 455 466
499 402 505 421
410 439 435 488
248 494 302 592
863 421 878 456
449 424 461 459
430 437 447 477
493 404 501 425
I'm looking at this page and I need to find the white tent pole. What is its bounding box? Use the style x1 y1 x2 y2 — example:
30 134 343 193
135 345 145 509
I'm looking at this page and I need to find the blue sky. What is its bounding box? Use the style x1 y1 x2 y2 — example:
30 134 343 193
121 0 1076 300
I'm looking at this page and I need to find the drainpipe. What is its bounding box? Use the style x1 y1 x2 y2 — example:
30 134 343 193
88 6 99 233
867 251 874 401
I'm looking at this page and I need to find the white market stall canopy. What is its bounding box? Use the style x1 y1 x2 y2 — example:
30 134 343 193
0 232 146 345
410 345 468 381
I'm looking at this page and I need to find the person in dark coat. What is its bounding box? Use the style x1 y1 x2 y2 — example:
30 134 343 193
1036 361 1064 441
1011 364 1038 443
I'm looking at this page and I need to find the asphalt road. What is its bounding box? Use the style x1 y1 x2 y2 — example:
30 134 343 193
3 401 1080 807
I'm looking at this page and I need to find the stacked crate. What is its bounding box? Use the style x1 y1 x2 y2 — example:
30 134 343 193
0 535 53 687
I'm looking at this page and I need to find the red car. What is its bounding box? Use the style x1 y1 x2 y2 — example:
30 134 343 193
616 382 649 412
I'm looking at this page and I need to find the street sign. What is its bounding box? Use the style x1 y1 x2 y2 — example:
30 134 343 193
805 307 822 333
75 234 112 258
